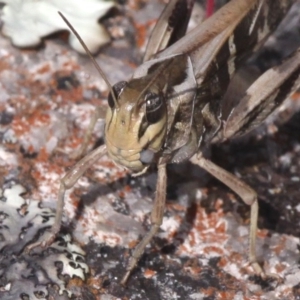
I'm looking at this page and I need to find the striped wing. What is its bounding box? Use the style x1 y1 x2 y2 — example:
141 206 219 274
156 0 296 143
141 0 297 148
223 48 300 139
143 0 195 62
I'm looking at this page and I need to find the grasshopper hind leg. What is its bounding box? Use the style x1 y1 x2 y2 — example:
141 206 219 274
190 154 265 278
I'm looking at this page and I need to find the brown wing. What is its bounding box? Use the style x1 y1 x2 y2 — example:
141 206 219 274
223 48 300 139
143 0 195 62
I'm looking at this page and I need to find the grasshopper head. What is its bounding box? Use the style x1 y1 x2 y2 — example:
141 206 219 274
105 54 195 173
57 13 193 174
105 79 167 173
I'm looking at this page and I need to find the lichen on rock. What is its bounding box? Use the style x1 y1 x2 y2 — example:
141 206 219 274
0 184 89 300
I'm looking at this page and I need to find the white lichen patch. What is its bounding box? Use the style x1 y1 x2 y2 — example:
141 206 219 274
73 192 146 246
0 0 115 54
0 145 18 166
0 184 89 299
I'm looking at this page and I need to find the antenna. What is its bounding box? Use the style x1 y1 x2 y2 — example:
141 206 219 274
58 12 119 108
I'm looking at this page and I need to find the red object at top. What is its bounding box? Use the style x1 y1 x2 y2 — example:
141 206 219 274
206 0 215 18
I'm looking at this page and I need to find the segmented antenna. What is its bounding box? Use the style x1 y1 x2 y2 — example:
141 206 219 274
58 12 119 108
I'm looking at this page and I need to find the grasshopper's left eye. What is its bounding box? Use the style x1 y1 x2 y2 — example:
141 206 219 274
108 81 127 109
145 92 164 124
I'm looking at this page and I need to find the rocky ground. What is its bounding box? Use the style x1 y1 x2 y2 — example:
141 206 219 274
1 1 300 299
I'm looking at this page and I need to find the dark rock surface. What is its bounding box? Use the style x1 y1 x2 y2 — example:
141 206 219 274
0 1 300 299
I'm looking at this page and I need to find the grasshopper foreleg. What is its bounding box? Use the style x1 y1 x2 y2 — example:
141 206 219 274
26 144 107 252
121 162 167 285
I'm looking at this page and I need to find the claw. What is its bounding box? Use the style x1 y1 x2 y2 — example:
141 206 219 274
24 232 56 253
120 271 130 286
248 261 283 286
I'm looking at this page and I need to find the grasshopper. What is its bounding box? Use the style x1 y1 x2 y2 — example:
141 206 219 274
27 0 300 285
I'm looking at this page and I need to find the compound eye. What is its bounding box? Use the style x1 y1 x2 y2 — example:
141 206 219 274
108 81 127 109
145 92 164 124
